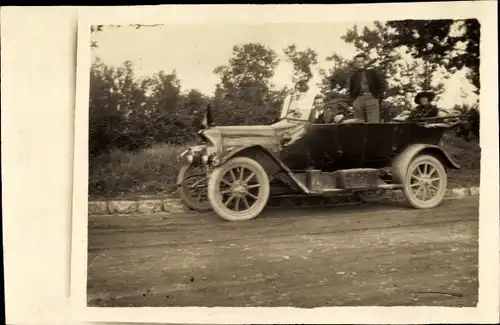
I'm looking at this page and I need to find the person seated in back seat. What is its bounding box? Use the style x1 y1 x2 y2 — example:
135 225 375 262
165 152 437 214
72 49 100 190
311 95 326 123
320 96 353 123
407 91 440 120
331 101 353 123
312 94 360 124
312 95 337 123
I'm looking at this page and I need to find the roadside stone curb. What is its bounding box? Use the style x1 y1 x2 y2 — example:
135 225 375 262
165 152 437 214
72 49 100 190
88 186 479 216
389 186 479 200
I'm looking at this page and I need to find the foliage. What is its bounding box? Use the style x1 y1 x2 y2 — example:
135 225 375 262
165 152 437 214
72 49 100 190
386 19 480 96
89 143 188 198
318 53 351 100
89 59 201 158
283 44 319 93
319 21 448 119
211 43 285 125
89 42 292 157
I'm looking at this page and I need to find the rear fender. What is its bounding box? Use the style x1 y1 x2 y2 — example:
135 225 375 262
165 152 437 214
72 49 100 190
391 144 460 184
217 145 311 193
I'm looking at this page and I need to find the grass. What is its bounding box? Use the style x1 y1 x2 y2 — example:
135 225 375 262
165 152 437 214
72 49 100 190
89 143 187 199
440 132 481 188
89 131 480 199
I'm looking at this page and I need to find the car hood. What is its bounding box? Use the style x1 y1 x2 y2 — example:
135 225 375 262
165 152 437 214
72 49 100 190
203 122 303 150
210 125 279 149
215 125 278 137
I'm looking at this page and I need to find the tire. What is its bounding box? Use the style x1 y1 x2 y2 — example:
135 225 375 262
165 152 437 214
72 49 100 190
402 154 447 209
207 156 270 221
357 190 389 203
177 164 211 212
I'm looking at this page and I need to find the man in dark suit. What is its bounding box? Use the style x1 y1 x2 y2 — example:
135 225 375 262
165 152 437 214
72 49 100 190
407 91 440 120
344 53 387 123
312 95 349 123
311 95 325 122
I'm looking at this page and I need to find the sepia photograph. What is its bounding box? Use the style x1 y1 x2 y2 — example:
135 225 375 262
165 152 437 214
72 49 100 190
69 3 497 323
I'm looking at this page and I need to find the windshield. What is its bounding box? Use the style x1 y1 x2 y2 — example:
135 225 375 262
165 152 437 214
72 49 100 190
278 92 316 121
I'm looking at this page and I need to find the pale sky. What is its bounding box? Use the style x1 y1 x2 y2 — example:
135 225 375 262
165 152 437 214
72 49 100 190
90 23 478 109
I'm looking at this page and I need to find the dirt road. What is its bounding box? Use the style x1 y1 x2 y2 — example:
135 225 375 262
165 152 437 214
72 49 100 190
87 196 478 307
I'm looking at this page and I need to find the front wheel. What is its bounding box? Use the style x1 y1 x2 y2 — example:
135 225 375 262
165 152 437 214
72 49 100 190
402 154 447 209
207 157 270 221
177 164 211 212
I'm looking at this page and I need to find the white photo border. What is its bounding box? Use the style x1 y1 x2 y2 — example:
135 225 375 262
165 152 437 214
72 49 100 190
71 2 499 324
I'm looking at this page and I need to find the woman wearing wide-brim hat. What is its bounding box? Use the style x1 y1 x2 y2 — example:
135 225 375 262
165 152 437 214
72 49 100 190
408 91 439 120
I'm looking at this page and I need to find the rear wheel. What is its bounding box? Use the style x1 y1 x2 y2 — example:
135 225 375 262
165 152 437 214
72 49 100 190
207 157 270 221
402 154 447 209
177 164 211 212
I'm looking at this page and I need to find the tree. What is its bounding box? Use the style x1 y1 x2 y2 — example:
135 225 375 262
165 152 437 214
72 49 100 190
89 59 129 157
89 59 154 155
320 21 449 119
283 44 319 93
319 22 407 119
144 70 182 115
211 43 283 125
176 89 211 134
386 19 480 95
342 22 403 90
391 58 446 108
88 59 194 154
126 70 182 145
318 52 351 97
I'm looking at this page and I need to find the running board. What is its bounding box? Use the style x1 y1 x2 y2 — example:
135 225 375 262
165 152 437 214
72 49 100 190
310 183 403 194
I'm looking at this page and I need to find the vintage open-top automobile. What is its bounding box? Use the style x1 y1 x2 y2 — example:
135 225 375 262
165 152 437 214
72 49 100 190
177 92 467 221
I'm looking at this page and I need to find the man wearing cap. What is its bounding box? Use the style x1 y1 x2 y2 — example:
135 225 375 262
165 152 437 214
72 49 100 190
343 53 387 123
407 91 439 120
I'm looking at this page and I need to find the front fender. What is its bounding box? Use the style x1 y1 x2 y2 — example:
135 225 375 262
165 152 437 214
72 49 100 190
391 144 460 184
216 145 311 193
217 145 269 165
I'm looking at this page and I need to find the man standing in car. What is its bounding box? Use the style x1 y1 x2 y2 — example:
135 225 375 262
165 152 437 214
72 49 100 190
343 53 387 123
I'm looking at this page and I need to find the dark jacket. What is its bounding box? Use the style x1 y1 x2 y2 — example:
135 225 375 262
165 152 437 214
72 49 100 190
346 69 387 100
407 104 439 120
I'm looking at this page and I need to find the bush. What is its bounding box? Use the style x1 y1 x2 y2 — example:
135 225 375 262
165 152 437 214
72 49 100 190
88 60 208 159
89 143 187 198
440 131 481 188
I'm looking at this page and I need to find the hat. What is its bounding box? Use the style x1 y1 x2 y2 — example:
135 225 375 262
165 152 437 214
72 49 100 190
414 91 435 104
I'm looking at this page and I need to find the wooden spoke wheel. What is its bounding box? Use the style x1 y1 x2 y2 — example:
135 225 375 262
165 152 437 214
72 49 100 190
207 157 270 221
403 154 447 209
177 164 211 212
